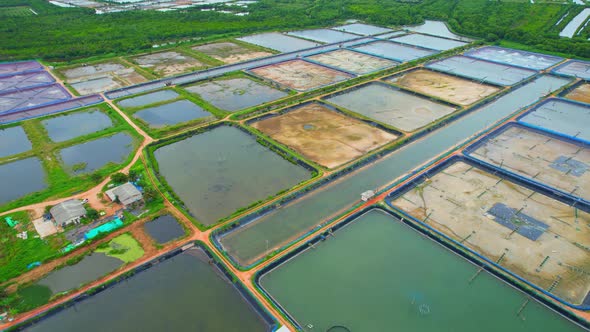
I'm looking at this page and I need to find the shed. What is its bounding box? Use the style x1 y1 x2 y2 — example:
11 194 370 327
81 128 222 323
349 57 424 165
50 200 86 227
105 182 143 207
361 190 375 202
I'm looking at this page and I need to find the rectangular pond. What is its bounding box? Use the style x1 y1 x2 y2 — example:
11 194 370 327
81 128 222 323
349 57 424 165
184 77 288 112
390 33 467 51
0 84 70 114
216 75 571 268
42 109 113 142
406 20 471 41
134 99 212 128
332 23 393 36
464 46 563 70
465 124 590 203
250 60 352 92
153 125 312 225
426 56 536 86
554 60 590 80
237 32 321 53
144 214 185 244
306 49 397 75
251 102 399 169
117 90 179 108
325 82 457 132
0 61 42 77
59 132 134 174
259 209 583 332
23 246 273 332
286 29 359 44
192 41 273 64
564 83 590 104
0 125 31 158
390 158 590 306
0 71 55 94
518 98 590 143
36 252 124 295
388 69 500 106
353 40 437 62
0 157 46 205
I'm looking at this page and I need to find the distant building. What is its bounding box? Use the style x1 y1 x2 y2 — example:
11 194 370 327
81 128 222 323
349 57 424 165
361 190 375 202
105 182 143 208
50 200 86 227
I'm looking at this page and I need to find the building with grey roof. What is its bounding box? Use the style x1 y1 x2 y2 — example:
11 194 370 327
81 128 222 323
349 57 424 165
105 182 143 208
50 199 86 227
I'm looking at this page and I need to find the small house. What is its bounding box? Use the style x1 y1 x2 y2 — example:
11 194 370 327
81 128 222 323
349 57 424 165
105 182 143 208
50 199 86 227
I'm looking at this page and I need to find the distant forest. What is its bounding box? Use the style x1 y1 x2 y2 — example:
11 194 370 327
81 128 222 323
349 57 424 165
1 0 589 61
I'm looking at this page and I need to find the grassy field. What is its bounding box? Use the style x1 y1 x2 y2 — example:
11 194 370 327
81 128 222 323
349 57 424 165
0 103 142 213
0 211 66 283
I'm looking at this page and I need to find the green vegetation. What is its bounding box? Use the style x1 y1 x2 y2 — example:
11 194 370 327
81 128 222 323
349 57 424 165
0 104 142 213
0 211 66 283
1 0 589 61
95 233 144 263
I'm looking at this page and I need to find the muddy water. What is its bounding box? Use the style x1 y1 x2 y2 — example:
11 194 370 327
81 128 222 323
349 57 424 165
37 253 123 294
117 90 179 108
218 75 571 267
185 77 287 112
154 125 311 225
0 126 31 157
144 214 185 244
260 209 583 331
0 157 46 205
42 110 113 142
134 100 211 128
59 132 134 174
24 248 271 332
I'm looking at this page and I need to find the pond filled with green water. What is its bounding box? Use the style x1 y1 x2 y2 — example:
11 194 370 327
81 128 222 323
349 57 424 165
260 209 584 332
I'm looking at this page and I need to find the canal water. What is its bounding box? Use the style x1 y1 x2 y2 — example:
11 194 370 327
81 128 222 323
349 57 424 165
219 75 571 267
154 125 311 225
260 209 583 331
24 247 271 332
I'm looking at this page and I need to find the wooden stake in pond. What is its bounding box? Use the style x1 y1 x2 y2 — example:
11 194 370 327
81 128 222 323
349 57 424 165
517 298 530 317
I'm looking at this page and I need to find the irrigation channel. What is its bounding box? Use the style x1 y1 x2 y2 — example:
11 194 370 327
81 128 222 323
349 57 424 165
217 74 572 268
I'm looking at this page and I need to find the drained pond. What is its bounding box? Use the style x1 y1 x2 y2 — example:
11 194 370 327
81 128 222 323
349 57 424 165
154 125 311 225
259 209 583 331
24 247 272 332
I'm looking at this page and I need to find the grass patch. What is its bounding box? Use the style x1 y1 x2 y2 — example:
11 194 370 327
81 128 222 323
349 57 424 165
12 284 52 312
95 233 144 263
0 211 67 283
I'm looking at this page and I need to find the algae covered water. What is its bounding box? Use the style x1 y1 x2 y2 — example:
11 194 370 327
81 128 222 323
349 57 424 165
260 209 584 332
